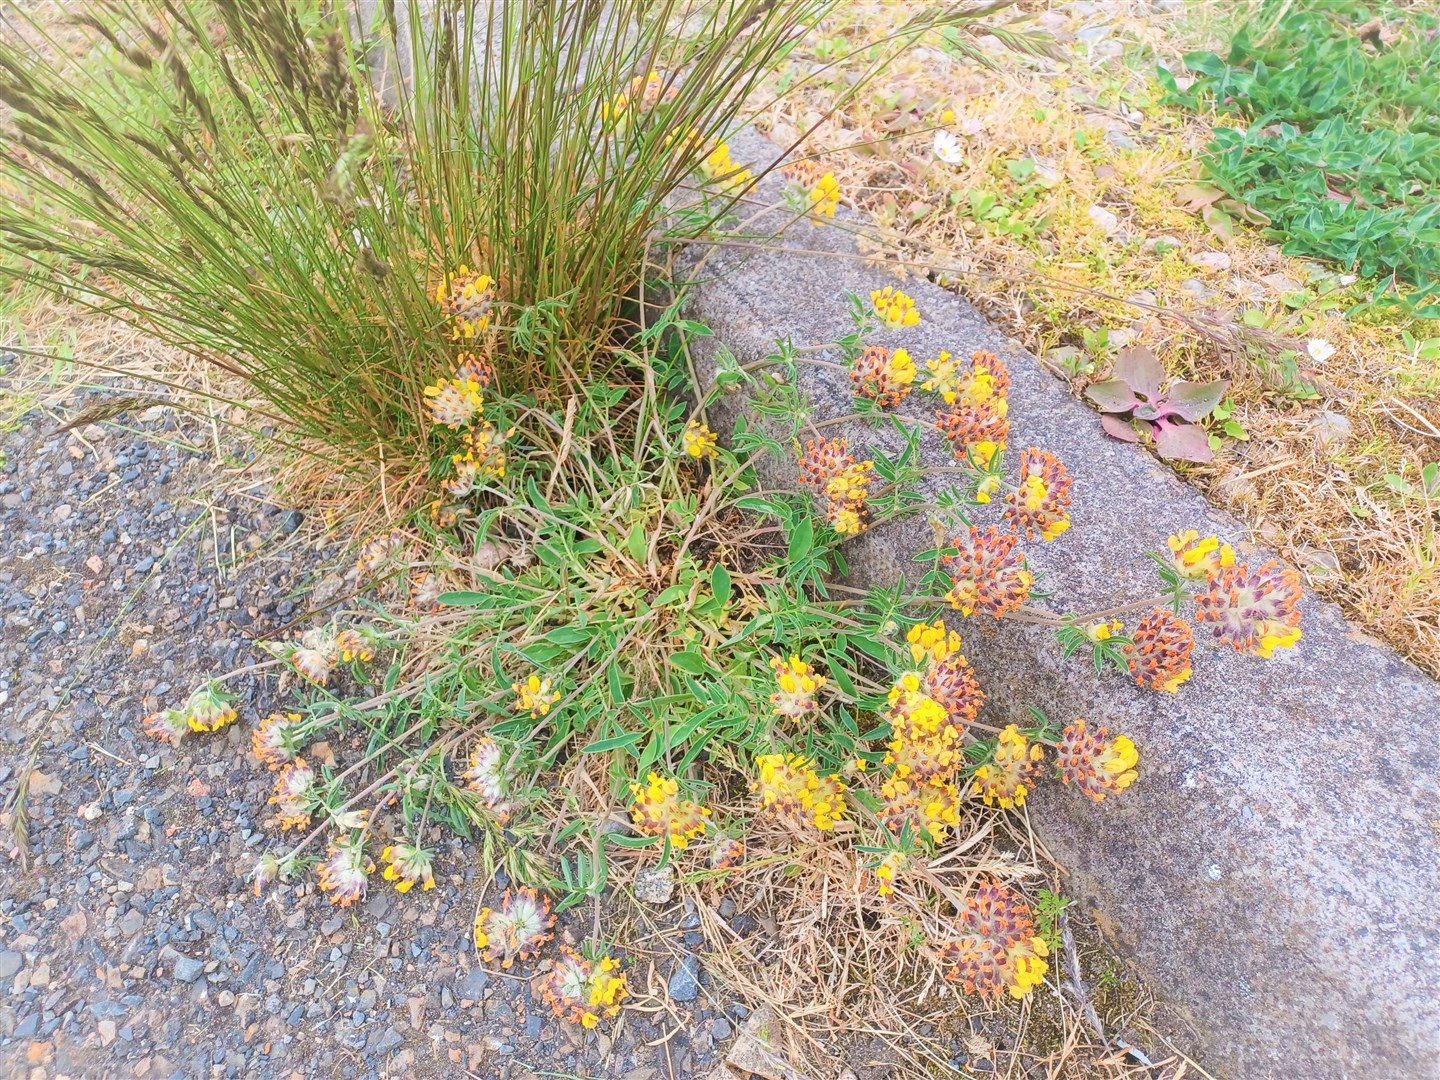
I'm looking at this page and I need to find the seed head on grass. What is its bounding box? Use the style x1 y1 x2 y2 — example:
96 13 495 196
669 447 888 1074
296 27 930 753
870 285 920 329
754 753 847 832
1193 561 1304 658
540 946 627 1029
318 838 374 907
475 887 555 968
1126 608 1195 693
1055 719 1139 802
381 843 435 893
628 772 711 849
943 526 1033 618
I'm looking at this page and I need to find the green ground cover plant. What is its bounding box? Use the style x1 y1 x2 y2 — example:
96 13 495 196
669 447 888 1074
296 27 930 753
1161 0 1440 313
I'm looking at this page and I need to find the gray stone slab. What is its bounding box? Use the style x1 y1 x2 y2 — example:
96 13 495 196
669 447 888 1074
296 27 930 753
682 128 1440 1080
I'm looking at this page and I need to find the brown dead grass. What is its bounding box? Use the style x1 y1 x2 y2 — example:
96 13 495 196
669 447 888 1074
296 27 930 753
752 0 1439 676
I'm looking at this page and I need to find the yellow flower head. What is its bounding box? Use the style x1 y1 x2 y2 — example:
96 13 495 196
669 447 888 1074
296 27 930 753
943 525 1033 618
435 265 494 340
144 708 189 745
446 422 510 496
381 843 435 894
269 758 315 831
682 419 719 460
871 286 920 330
1084 619 1123 643
1005 448 1073 541
850 345 917 406
884 680 962 781
753 753 847 832
1126 608 1195 693
699 142 755 193
317 840 373 908
972 725 1045 810
1168 531 1236 581
252 711 304 770
1193 560 1304 658
184 681 238 733
628 772 711 849
512 673 561 718
937 399 1009 463
423 376 484 430
907 619 963 665
540 946 628 1028
1055 719 1139 802
779 160 841 218
769 655 826 719
335 626 378 664
880 774 961 844
799 437 874 536
941 878 1049 999
873 848 910 898
475 887 555 968
461 736 513 822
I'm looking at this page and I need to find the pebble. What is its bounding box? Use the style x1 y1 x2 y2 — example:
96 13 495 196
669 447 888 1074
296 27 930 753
634 866 675 905
668 954 702 1003
172 955 206 983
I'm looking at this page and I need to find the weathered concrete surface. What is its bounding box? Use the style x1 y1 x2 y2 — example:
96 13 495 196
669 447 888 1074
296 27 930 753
683 129 1440 1080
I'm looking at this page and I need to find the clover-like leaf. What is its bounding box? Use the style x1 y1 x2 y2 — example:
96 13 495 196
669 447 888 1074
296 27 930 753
1110 346 1165 401
1084 379 1140 413
1160 378 1229 422
1152 419 1214 462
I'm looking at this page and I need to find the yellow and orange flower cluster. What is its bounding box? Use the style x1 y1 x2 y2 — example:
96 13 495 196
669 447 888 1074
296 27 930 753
317 840 373 907
252 711 305 769
269 758 316 830
941 878 1050 999
850 345 916 406
475 887 555 968
1055 719 1139 802
461 736 513 822
870 286 920 330
972 724 1044 810
381 842 435 893
1126 608 1195 692
779 159 841 218
434 265 494 341
1168 530 1235 580
932 351 1012 474
769 654 826 720
1193 559 1304 658
540 947 628 1029
144 681 239 744
628 772 711 849
445 422 510 495
1005 448 1073 541
753 752 847 832
512 673 561 718
943 526 1034 618
798 436 874 536
699 142 755 193
682 419 719 460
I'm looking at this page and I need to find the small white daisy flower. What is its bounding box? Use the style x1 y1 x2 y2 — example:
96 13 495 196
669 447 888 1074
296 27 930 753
1306 338 1336 364
933 129 964 165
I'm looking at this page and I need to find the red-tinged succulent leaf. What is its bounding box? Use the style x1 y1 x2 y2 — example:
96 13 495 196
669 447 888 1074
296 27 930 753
1153 419 1214 462
1133 403 1160 421
1161 378 1229 421
1100 413 1142 442
1111 346 1165 401
1084 379 1140 413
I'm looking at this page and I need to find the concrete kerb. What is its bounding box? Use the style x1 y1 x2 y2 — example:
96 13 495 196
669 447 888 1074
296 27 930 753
680 128 1440 1080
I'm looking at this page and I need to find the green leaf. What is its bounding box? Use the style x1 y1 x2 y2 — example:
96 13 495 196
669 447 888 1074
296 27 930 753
710 563 732 608
652 584 689 608
670 650 708 674
787 515 813 563
581 730 645 754
626 522 648 564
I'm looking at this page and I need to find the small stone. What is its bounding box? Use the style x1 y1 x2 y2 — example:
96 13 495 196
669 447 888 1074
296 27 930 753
668 954 701 1003
711 1017 733 1041
634 866 675 905
1187 251 1232 273
1309 411 1352 449
98 1020 117 1047
1087 205 1120 235
459 965 488 1001
1104 128 1137 151
0 951 21 979
172 955 205 983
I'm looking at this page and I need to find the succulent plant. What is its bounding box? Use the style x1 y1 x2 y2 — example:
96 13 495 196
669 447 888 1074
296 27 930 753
1085 346 1227 462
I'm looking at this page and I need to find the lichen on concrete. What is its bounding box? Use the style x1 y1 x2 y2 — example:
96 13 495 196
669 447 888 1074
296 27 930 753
681 128 1440 1080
